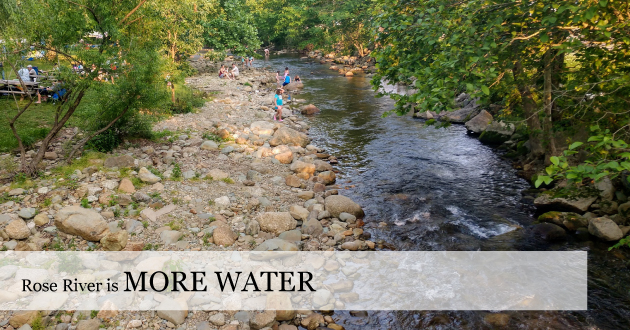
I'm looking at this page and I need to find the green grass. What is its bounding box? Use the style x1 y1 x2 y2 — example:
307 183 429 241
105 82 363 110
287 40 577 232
51 151 106 177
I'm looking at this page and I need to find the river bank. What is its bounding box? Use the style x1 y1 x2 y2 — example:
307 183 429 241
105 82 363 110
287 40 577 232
0 63 370 329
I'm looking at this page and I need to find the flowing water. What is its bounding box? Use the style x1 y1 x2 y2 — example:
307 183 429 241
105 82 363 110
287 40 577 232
255 54 630 330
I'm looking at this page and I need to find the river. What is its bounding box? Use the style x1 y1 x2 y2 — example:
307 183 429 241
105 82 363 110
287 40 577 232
255 54 630 330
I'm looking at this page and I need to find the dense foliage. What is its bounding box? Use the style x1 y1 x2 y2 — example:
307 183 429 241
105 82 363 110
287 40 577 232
371 0 630 162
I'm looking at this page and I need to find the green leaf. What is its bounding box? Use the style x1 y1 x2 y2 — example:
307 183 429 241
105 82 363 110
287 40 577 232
534 176 545 188
550 156 560 166
481 85 490 95
569 142 583 150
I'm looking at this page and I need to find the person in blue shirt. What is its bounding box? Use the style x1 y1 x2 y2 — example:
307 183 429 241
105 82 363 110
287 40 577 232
282 74 291 87
274 88 283 121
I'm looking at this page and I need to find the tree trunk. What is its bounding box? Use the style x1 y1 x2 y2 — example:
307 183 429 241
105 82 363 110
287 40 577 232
170 84 175 103
513 60 545 158
543 49 557 163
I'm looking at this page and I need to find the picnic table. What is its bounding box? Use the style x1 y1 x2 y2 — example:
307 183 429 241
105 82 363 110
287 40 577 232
0 79 39 95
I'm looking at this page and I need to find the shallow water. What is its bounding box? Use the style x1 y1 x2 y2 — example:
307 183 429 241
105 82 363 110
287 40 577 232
256 55 630 330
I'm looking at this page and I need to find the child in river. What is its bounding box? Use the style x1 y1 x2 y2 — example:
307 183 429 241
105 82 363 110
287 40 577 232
274 88 283 121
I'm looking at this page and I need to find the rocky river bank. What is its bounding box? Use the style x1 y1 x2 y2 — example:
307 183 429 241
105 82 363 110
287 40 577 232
0 64 371 329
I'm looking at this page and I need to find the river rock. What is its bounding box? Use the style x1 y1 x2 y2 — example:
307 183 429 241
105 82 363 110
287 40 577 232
160 230 183 245
138 167 161 183
254 238 298 251
100 231 128 251
33 213 49 226
269 127 310 147
341 241 362 251
209 313 225 326
9 311 39 328
479 121 515 144
250 121 276 136
442 106 480 123
275 151 294 164
302 218 323 236
258 212 297 234
538 211 589 231
301 104 320 115
207 169 229 180
290 161 316 176
250 311 276 330
283 81 304 91
325 195 365 218
18 208 36 219
289 205 309 221
313 160 333 172
200 140 219 150
414 110 438 120
464 110 493 133
104 155 134 168
213 227 236 246
118 178 135 193
588 217 623 241
318 171 336 185
55 206 108 241
595 177 615 201
533 194 598 213
76 319 101 330
156 298 188 325
5 219 31 240
531 223 566 241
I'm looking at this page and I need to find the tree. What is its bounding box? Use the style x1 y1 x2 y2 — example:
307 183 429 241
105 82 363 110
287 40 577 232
371 0 630 162
203 0 261 55
1 0 168 176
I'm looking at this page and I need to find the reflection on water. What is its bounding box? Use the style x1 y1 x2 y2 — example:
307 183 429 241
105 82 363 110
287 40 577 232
257 55 630 330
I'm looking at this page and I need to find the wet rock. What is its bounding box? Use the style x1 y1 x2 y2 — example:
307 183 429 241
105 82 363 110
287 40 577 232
5 219 31 240
269 127 310 147
533 194 598 213
104 155 134 168
118 178 135 193
18 208 37 219
213 227 236 246
301 104 321 115
254 238 298 251
138 167 161 183
479 121 515 144
258 212 297 234
101 231 128 251
55 206 108 241
531 223 566 241
588 217 623 241
465 110 493 134
537 211 588 231
318 171 336 185
325 195 365 218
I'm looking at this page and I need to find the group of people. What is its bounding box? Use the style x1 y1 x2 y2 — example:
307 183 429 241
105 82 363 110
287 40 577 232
219 63 239 80
275 67 301 88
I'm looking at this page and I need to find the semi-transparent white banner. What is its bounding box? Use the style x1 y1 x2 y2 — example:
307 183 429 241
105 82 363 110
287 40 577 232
0 251 587 311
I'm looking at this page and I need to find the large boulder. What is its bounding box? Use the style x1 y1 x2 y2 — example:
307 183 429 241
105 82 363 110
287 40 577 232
588 217 623 241
441 107 480 123
479 121 515 144
104 155 134 168
54 206 109 241
269 127 310 147
290 161 316 176
594 177 615 201
325 195 365 218
250 121 276 136
301 104 320 115
531 223 566 241
258 212 297 234
534 194 598 213
464 110 493 133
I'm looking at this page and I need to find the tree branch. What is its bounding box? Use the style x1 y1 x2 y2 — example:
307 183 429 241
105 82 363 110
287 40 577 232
120 0 147 25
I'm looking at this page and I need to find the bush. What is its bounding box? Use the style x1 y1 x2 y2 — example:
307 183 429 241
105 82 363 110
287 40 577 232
170 85 205 114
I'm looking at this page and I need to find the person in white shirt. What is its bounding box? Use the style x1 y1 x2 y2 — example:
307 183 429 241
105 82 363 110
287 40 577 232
229 63 239 80
18 66 31 82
